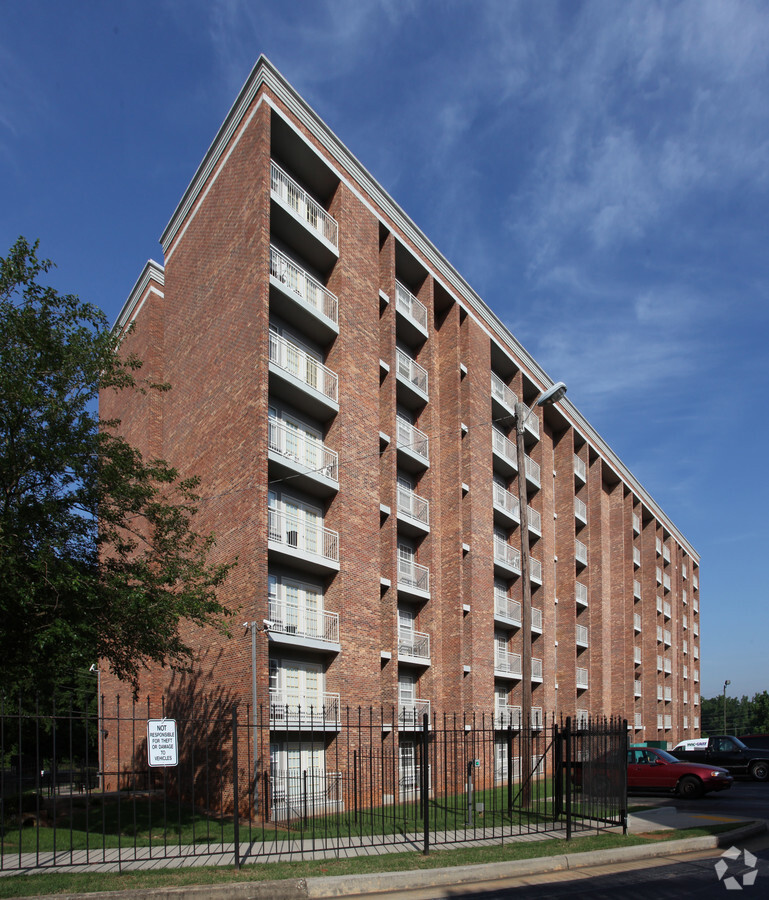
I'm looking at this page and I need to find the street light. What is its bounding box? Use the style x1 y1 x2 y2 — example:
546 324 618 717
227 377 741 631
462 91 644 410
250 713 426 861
244 620 271 813
516 381 567 802
723 679 731 734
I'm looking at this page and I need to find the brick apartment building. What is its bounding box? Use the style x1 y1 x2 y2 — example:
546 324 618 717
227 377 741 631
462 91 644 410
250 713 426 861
102 57 701 787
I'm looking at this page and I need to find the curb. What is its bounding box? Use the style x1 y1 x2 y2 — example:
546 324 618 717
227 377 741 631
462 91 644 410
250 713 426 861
30 820 767 900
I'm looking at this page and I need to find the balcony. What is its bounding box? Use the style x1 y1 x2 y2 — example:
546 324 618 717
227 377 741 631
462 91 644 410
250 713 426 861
664 715 672 730
694 668 699 682
656 625 663 643
633 513 641 534
664 629 672 647
531 707 544 730
494 705 522 729
657 685 664 701
574 497 587 525
682 564 688 579
663 573 671 592
492 428 518 475
268 417 338 497
657 655 663 672
664 658 672 674
398 698 431 730
575 539 588 567
693 645 699 660
395 281 428 342
527 506 542 537
663 601 671 619
683 640 688 655
656 567 663 585
395 348 429 407
576 624 589 648
494 537 521 577
494 647 522 680
576 710 590 730
532 658 543 683
494 594 522 628
492 482 520 526
656 597 663 615
269 330 339 419
663 544 671 563
657 714 664 729
397 558 430 600
634 680 643 697
634 646 642 665
683 614 688 630
269 690 341 731
524 454 541 490
397 627 431 666
693 574 699 589
682 589 688 605
664 687 672 703
633 546 641 568
634 713 643 729
574 454 587 484
656 537 663 555
634 613 642 632
531 606 543 634
576 582 588 608
633 580 641 601
396 416 429 471
683 664 688 680
693 598 699 613
268 509 340 574
576 667 589 690
269 245 338 341
267 599 340 653
270 161 338 271
530 556 543 586
396 484 430 536
490 372 518 415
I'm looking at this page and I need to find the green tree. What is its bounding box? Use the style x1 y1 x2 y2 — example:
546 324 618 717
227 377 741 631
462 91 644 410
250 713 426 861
0 238 233 695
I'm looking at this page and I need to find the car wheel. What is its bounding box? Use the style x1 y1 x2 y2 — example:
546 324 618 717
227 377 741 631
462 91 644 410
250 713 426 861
678 775 702 799
749 761 769 782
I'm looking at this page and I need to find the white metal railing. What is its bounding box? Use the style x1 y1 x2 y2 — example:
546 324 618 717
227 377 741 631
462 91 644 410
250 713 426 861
682 589 688 605
576 667 589 689
633 547 641 566
693 574 699 589
576 582 588 606
492 428 518 468
397 558 430 594
694 716 699 729
490 372 518 410
524 454 541 487
270 770 343 811
694 668 699 682
683 640 688 655
693 598 699 613
657 655 663 672
268 417 338 481
684 715 689 728
396 347 429 395
532 657 543 680
576 710 590 730
396 416 429 461
693 646 699 659
634 713 643 729
395 281 428 332
531 707 544 729
633 513 641 534
657 685 664 701
663 601 671 619
656 625 663 642
530 557 543 584
521 403 540 439
683 664 688 680
633 580 641 600
663 544 671 563
269 331 338 402
663 573 671 591
268 599 339 644
398 627 431 661
268 508 339 563
657 714 663 729
664 658 672 674
694 693 699 705
494 705 522 729
664 715 672 730
527 506 542 534
634 646 642 665
531 606 543 631
269 245 338 324
682 564 688 579
574 454 587 481
494 537 521 573
634 613 642 632
664 687 672 702
656 597 663 614
494 647 522 676
634 680 642 697
398 698 431 728
664 629 671 646
575 539 588 566
574 497 587 522
494 593 521 625
397 484 430 526
271 161 338 246
656 537 662 555
269 690 341 727
493 483 520 521
656 567 663 584
576 624 588 647
683 614 688 630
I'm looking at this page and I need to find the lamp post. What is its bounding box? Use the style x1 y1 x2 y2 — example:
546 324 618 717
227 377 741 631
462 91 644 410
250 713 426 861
723 679 731 734
515 381 567 803
244 620 273 814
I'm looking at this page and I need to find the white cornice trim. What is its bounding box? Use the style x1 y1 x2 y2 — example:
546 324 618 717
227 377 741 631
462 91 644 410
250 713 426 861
114 259 165 335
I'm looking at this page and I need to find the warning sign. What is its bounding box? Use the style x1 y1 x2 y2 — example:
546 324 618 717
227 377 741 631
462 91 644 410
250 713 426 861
147 719 178 767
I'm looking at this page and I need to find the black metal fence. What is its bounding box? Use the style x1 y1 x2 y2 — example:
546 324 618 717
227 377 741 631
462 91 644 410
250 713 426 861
0 695 627 872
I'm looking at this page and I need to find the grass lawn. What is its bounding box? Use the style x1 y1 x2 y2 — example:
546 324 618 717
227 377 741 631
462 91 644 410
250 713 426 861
0 822 745 898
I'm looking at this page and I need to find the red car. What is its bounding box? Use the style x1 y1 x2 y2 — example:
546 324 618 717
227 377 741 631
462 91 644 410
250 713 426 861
628 746 733 798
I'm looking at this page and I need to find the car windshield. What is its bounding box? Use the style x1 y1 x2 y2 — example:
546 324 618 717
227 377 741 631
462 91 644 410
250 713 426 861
732 737 748 750
653 749 680 763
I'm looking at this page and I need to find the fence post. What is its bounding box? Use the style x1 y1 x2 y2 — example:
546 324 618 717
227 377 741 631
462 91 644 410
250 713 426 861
353 749 358 824
564 716 572 841
552 720 562 821
506 727 513 817
421 712 429 855
232 706 240 870
622 718 628 835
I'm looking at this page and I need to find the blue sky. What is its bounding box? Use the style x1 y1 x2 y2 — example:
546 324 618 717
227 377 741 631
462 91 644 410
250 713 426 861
2 1 767 705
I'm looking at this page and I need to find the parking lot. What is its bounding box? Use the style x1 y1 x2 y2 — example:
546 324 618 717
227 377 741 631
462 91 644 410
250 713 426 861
630 775 769 821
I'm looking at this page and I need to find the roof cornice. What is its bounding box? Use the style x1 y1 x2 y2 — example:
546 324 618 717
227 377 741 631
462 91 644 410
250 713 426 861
114 259 165 335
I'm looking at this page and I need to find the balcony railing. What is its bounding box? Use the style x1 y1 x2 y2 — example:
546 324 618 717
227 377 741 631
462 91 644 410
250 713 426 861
574 455 587 482
396 417 429 462
524 454 541 488
656 567 663 584
395 281 428 332
682 564 688 579
530 557 543 585
663 573 671 592
531 707 544 729
398 628 431 662
396 347 429 396
494 538 521 573
494 647 522 677
271 161 339 247
633 580 641 600
575 539 588 566
574 497 587 523
657 685 663 701
634 646 642 665
397 484 430 527
657 655 664 672
492 428 517 469
269 245 338 324
656 538 663 555
576 667 589 690
268 599 340 644
494 594 522 625
663 544 671 563
270 770 343 810
268 418 338 482
527 506 542 535
633 513 641 534
634 713 643 728
532 658 543 681
664 658 672 674
664 687 672 702
576 582 588 607
494 705 522 729
633 547 641 567
269 690 341 727
490 373 518 410
656 597 663 614
657 714 663 729
531 606 543 632
663 601 671 619
634 613 642 632
656 625 663 642
664 715 672 730
693 598 699 613
634 680 642 697
493 482 520 521
693 646 699 659
399 699 431 728
269 331 338 402
268 509 339 563
693 574 699 589
664 629 671 646
576 624 588 647
397 558 430 594
694 668 699 682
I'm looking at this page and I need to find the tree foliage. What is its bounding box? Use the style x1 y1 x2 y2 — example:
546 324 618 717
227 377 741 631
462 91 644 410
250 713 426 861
0 238 233 694
700 690 769 736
